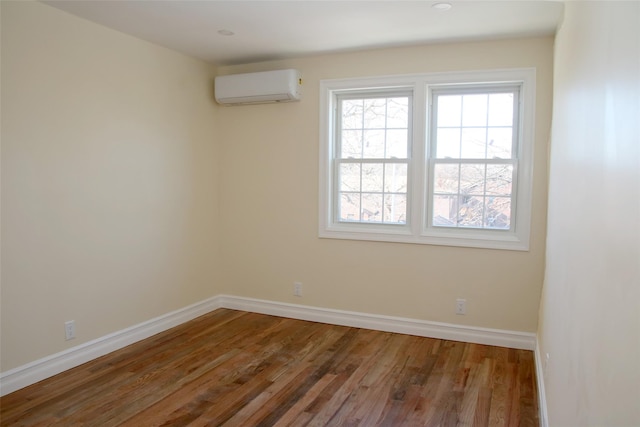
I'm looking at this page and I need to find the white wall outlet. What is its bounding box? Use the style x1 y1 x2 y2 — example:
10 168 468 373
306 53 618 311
294 282 302 297
64 320 75 340
455 298 466 315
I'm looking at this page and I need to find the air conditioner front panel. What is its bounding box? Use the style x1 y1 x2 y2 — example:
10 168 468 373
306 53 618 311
215 69 301 105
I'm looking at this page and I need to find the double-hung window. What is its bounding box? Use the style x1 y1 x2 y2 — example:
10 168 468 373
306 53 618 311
429 86 518 231
319 69 535 250
336 92 411 225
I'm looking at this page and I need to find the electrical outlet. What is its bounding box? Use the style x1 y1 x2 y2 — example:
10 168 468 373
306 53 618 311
294 282 302 297
455 298 466 315
65 320 75 340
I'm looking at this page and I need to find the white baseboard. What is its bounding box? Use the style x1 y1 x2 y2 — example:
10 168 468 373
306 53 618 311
0 295 223 396
534 340 549 427
0 294 536 396
218 295 536 350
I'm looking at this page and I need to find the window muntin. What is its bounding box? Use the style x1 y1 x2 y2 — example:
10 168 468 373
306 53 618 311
335 93 411 225
429 87 519 231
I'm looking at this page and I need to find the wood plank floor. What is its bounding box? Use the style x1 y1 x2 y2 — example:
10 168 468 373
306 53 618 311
0 309 539 426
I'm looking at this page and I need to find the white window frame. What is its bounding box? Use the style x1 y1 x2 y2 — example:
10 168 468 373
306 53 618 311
319 69 536 251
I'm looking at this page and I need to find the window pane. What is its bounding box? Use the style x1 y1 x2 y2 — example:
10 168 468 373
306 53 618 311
336 95 411 226
342 99 363 129
459 164 485 195
387 98 409 128
436 128 461 159
462 94 488 127
384 194 407 224
487 128 513 159
437 95 461 127
363 129 385 158
341 130 362 158
339 193 360 222
384 164 407 193
433 164 459 194
485 196 511 229
339 163 361 192
433 195 457 226
431 89 518 231
458 195 484 228
386 129 408 159
361 163 383 192
485 164 513 196
460 128 487 159
361 193 383 223
488 93 514 126
431 161 514 230
363 98 387 128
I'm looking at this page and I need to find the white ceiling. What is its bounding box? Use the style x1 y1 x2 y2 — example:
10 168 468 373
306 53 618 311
43 1 564 66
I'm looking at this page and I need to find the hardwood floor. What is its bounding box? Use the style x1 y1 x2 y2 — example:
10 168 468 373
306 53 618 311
0 309 539 426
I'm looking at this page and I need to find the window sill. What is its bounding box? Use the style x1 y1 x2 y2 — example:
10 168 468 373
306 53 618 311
319 225 529 251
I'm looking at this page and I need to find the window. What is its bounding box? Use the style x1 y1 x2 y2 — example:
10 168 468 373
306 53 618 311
429 87 518 231
336 92 411 225
319 69 535 250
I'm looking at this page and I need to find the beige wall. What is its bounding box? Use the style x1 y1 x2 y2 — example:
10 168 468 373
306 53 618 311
217 37 553 333
538 2 640 425
1 1 554 375
1 2 221 371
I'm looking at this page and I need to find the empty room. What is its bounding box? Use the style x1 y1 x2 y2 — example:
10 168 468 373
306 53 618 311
1 1 638 426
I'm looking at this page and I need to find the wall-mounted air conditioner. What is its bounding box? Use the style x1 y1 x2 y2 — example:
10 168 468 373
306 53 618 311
214 69 302 105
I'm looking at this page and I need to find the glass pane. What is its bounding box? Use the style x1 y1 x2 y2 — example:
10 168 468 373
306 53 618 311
460 164 485 195
437 95 461 127
361 193 383 223
436 128 461 159
460 128 486 159
341 130 362 158
384 194 407 224
363 98 387 129
433 195 457 227
384 163 407 193
361 163 383 192
462 94 488 127
339 163 361 192
387 97 409 128
457 195 484 228
485 164 513 195
433 164 459 194
342 99 363 130
488 93 514 126
339 193 360 222
363 129 385 158
386 129 408 159
336 95 413 226
487 128 513 159
485 196 511 229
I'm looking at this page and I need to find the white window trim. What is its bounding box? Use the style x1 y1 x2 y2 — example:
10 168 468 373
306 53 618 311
319 68 536 251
